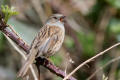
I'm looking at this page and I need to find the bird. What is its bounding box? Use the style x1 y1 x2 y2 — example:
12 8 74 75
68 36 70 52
17 14 66 78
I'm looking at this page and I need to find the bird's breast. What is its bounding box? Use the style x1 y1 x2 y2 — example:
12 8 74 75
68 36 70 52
46 21 65 31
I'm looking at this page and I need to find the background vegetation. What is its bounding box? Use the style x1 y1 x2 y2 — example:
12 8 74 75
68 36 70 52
0 0 120 80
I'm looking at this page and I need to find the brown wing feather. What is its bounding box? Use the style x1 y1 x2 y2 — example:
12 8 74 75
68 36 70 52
42 26 64 57
36 25 64 53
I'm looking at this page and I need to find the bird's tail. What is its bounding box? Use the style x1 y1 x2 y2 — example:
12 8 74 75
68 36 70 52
17 48 38 78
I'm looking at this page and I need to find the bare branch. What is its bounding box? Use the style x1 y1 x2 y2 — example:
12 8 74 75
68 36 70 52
0 18 76 80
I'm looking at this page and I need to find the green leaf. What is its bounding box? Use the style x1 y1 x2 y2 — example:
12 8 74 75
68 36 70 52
1 5 18 23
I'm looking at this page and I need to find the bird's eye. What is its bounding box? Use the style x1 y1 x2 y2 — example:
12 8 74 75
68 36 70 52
53 17 57 19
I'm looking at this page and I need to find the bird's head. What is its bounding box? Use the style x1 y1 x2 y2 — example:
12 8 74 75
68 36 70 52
47 14 66 23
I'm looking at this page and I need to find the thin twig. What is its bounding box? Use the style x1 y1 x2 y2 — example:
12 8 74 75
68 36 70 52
4 34 38 80
63 42 120 80
87 56 120 80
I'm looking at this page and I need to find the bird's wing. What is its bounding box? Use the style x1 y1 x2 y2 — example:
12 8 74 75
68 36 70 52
36 25 63 57
17 25 62 77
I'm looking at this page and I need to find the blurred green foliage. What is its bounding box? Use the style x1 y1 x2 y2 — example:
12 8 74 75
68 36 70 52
50 53 63 66
77 32 95 57
109 18 120 34
106 0 120 9
0 32 5 52
88 0 105 23
64 36 75 51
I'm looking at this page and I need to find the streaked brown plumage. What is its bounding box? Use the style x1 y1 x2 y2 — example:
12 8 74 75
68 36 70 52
17 14 65 78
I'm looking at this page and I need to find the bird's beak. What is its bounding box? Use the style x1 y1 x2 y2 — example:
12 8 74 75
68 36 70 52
60 16 66 22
